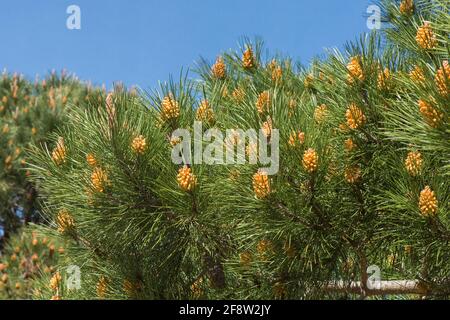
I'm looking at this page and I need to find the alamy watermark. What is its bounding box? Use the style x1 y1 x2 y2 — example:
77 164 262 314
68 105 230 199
66 5 81 30
367 5 381 30
66 265 81 290
171 121 279 175
367 265 381 290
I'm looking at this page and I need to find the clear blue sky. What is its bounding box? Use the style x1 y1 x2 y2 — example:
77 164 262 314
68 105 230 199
0 0 371 90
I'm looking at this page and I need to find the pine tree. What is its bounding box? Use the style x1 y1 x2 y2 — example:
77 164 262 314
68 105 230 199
25 0 449 299
0 71 102 247
0 225 66 299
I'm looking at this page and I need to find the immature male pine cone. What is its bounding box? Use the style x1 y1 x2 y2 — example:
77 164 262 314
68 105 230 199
211 56 226 79
160 94 180 121
410 66 426 84
405 151 423 176
418 99 443 128
377 68 391 90
252 170 271 199
419 186 438 217
131 135 147 154
51 137 67 166
91 167 109 193
242 47 255 69
288 131 305 147
86 153 97 167
177 166 197 192
302 148 319 173
96 276 108 299
196 99 215 124
435 60 449 96
56 209 75 234
346 104 366 130
49 272 62 291
256 91 270 114
314 104 328 124
344 166 361 184
399 0 414 15
232 87 246 103
416 21 437 50
347 56 364 83
344 138 357 152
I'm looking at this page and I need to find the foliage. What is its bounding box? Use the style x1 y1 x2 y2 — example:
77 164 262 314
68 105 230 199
0 225 67 299
21 0 450 299
0 71 103 247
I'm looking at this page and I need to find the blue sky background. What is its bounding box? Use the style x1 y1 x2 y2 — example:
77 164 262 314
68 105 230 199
0 0 371 90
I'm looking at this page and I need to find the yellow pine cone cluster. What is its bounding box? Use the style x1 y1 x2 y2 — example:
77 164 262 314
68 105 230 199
344 138 357 152
160 94 180 121
346 104 366 129
242 47 255 69
405 151 423 176
177 166 197 192
190 277 203 298
314 104 328 124
196 99 215 124
252 169 271 199
49 272 61 291
399 0 414 15
268 60 282 83
211 56 226 80
123 279 141 297
435 61 449 96
419 186 438 217
302 148 319 173
96 276 108 299
418 99 443 128
131 135 147 154
344 166 361 184
239 251 252 266
377 68 391 90
261 117 273 138
48 87 56 109
288 131 305 147
410 66 426 84
304 74 314 89
226 129 240 146
246 142 258 159
51 137 67 166
221 86 229 98
170 136 182 147
232 86 245 103
256 239 274 259
91 167 109 193
256 91 270 114
288 98 297 115
86 153 97 167
416 22 437 50
105 92 116 124
347 56 364 83
56 209 75 234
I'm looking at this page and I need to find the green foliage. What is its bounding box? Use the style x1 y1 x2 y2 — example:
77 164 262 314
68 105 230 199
0 71 103 244
0 225 66 299
19 0 450 299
